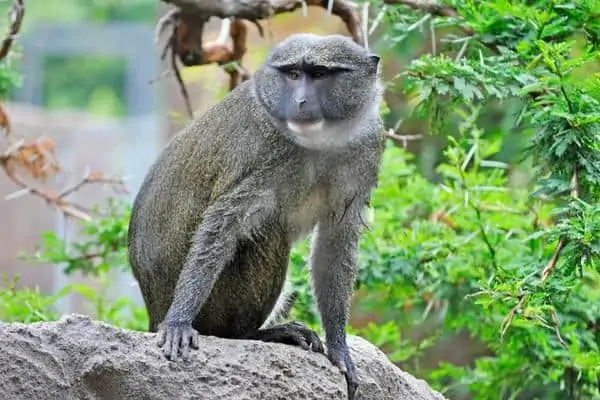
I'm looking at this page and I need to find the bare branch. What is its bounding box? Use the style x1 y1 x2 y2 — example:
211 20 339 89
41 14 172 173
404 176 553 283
382 0 500 53
500 294 527 339
160 0 364 49
361 2 370 49
385 130 424 148
570 164 579 199
540 238 565 282
369 5 387 35
0 0 26 137
383 0 460 19
216 18 232 44
1 136 127 221
0 0 24 61
540 166 579 282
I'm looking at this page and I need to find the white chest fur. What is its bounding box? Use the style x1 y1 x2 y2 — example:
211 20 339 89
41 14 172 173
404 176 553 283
284 186 328 243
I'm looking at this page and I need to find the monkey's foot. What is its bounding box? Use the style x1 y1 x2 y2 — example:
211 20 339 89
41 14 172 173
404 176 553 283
249 321 325 353
327 343 360 400
157 321 200 361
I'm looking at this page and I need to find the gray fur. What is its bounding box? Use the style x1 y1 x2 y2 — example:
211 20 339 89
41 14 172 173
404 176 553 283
127 33 384 399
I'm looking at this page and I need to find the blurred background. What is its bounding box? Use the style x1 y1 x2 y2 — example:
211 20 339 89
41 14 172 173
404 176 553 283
1 1 598 399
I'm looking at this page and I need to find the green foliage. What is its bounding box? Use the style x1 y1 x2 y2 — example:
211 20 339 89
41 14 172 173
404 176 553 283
360 1 599 398
25 199 131 276
0 31 21 99
0 0 156 25
0 276 68 323
42 56 127 118
2 199 148 331
0 59 21 99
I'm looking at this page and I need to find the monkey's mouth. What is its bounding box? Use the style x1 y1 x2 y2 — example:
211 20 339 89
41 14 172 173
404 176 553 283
286 120 324 134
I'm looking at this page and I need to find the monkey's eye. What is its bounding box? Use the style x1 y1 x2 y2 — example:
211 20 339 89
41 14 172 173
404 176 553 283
310 67 329 79
286 69 301 80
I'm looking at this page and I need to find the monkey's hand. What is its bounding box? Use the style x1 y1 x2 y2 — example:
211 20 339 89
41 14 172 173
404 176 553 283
327 343 359 400
157 320 200 361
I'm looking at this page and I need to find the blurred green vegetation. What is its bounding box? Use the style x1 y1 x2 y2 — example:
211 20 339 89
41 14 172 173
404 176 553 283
42 56 127 117
0 0 156 117
0 0 156 25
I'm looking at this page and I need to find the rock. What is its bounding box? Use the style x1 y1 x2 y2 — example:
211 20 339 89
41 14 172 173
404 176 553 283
0 314 446 400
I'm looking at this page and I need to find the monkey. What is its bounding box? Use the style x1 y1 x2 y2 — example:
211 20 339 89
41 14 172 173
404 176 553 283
127 33 384 400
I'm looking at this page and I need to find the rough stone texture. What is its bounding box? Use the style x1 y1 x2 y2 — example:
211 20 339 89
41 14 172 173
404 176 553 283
0 314 446 400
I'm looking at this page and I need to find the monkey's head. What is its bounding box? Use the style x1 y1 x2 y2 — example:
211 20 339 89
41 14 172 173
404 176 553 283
253 33 382 149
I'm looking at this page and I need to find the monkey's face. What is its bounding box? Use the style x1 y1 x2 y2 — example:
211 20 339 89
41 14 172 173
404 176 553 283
253 34 381 148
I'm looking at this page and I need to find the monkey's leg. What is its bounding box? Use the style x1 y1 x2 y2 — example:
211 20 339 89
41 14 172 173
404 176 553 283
247 321 325 353
309 203 365 400
157 199 248 361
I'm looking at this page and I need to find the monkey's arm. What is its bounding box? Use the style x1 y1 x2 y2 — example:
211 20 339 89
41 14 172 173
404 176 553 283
310 195 368 399
158 185 274 360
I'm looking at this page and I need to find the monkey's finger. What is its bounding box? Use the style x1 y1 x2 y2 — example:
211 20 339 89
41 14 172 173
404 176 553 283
287 322 323 352
161 331 173 358
303 330 325 353
165 329 181 361
311 339 325 353
179 329 193 360
172 329 183 361
157 327 167 347
190 329 200 349
180 340 190 361
346 375 358 400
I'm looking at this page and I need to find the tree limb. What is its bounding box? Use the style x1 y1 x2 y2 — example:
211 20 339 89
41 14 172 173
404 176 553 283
540 166 579 282
155 0 365 117
0 0 24 61
156 0 505 116
163 0 363 44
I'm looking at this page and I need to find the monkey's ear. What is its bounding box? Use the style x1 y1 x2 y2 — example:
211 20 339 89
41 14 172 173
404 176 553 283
368 54 381 65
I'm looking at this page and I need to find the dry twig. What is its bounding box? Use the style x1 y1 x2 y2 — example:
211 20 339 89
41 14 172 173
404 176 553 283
0 0 24 61
0 0 25 136
500 294 527 338
540 166 579 282
385 130 424 148
0 138 128 221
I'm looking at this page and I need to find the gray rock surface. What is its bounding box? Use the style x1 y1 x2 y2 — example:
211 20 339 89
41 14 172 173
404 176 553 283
0 314 446 400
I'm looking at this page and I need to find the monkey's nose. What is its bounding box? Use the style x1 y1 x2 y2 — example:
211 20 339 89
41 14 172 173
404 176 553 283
295 98 307 111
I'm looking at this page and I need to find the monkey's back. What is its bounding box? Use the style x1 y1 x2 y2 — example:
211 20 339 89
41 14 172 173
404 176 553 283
127 81 292 332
